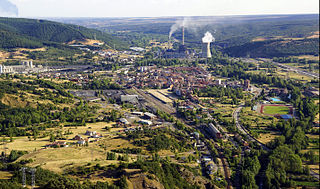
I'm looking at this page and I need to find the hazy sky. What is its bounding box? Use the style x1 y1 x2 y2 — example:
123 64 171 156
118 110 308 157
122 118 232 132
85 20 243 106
3 0 320 17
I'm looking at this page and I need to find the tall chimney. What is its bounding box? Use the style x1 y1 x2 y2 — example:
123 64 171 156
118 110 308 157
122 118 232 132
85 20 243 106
182 26 185 45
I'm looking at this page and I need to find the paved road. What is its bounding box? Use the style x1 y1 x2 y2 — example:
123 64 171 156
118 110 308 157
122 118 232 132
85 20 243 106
259 58 319 79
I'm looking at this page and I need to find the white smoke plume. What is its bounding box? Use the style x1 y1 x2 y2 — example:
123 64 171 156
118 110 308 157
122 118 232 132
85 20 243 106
202 31 215 43
169 18 189 39
169 17 217 42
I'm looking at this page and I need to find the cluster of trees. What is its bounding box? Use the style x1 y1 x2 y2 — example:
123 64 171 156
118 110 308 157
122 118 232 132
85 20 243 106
0 99 97 137
265 145 304 188
111 148 142 154
128 128 192 153
289 87 317 123
194 86 244 99
273 57 319 64
241 151 261 189
83 79 122 90
215 65 299 89
128 159 203 189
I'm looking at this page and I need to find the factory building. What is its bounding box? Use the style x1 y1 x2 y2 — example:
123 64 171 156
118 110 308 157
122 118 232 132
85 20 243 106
0 60 46 74
162 26 191 59
207 123 222 139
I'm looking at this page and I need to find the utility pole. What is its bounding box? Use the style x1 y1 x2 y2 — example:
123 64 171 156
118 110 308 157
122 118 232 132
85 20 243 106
2 137 6 167
30 168 36 189
20 167 36 188
20 167 27 188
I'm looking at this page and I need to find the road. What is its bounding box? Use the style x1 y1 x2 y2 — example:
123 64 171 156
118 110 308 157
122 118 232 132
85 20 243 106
259 58 319 79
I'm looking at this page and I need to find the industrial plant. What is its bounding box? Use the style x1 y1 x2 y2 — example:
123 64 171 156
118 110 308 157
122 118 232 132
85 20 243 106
0 61 48 74
160 26 215 59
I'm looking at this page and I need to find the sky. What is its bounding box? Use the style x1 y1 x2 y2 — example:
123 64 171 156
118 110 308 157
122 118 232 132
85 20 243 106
1 0 319 17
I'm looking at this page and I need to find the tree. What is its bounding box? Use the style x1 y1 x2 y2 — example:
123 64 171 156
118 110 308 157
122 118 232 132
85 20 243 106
118 176 128 189
266 145 302 188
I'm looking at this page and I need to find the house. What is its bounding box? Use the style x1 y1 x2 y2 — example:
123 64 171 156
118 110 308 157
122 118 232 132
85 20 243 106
144 112 157 120
139 119 152 125
119 118 130 125
92 133 102 138
131 112 144 116
46 141 68 148
78 140 86 145
73 135 83 140
85 131 97 136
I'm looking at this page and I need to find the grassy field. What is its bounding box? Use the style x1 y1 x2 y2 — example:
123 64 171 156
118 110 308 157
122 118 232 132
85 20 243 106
263 105 290 115
0 171 13 180
0 122 116 154
19 146 107 173
15 122 139 174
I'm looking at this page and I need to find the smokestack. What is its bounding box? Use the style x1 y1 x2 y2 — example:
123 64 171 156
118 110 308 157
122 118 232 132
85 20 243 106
182 26 185 45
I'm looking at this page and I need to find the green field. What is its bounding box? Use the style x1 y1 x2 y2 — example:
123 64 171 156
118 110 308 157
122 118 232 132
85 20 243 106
263 106 290 115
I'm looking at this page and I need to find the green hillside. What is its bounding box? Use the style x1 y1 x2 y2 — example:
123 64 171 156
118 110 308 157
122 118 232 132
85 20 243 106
223 38 319 58
0 17 128 49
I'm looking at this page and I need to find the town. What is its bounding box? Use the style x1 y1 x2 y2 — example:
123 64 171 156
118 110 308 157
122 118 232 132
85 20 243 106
0 12 319 189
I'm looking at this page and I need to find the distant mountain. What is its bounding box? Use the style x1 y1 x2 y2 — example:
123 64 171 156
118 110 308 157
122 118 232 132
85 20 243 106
0 17 128 49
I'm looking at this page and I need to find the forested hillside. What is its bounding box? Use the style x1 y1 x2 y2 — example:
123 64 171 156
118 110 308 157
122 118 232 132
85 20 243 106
223 38 319 57
0 17 128 49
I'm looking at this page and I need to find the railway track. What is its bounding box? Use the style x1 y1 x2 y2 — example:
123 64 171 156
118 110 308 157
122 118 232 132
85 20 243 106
132 87 175 114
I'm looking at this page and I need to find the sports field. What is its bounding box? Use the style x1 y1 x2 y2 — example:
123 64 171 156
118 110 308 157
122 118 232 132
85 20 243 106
262 105 290 115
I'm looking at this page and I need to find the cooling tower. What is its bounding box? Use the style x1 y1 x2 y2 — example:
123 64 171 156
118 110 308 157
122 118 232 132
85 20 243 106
202 42 212 58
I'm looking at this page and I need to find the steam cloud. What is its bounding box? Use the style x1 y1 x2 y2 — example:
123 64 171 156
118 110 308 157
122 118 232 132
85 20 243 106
169 18 188 39
169 17 216 43
0 0 18 16
202 31 215 43
169 17 202 39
